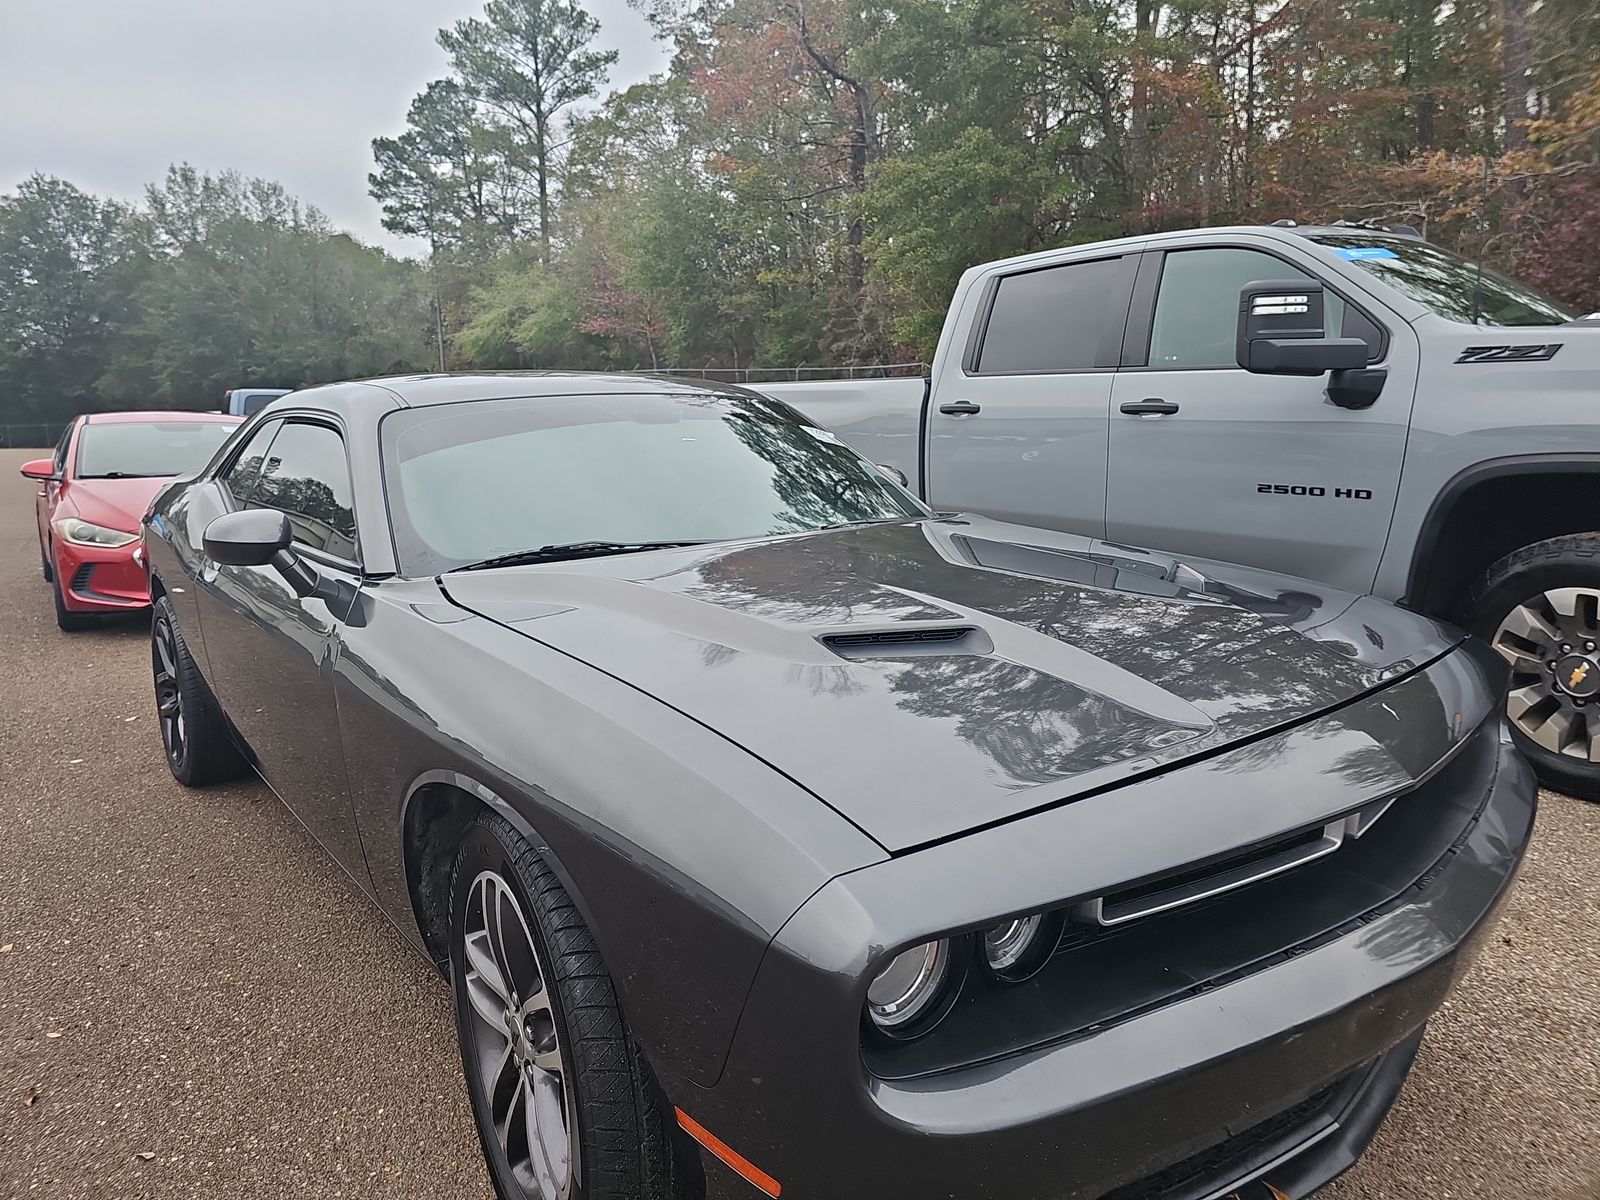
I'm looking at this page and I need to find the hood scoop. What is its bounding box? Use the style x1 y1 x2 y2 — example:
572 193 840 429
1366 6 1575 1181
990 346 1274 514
819 625 992 659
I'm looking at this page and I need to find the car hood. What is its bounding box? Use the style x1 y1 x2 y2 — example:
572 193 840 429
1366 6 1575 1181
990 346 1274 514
63 477 174 533
439 517 1462 852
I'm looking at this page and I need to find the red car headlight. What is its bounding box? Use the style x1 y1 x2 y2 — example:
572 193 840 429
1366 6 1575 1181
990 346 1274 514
52 517 138 549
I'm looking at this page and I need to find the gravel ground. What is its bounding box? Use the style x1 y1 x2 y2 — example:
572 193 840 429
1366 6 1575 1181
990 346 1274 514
1 446 1596 1199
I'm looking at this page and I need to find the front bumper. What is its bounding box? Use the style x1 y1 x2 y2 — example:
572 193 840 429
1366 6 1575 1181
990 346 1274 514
671 668 1534 1200
54 537 149 612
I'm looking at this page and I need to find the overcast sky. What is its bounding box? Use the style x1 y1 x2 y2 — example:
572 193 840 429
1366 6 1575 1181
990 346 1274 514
0 0 669 256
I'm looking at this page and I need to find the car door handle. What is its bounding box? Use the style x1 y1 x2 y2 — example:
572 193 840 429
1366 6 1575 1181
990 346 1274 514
938 400 982 416
1119 399 1180 416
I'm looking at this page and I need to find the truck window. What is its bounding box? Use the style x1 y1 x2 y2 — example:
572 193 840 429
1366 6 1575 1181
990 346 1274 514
975 257 1125 374
1148 247 1362 369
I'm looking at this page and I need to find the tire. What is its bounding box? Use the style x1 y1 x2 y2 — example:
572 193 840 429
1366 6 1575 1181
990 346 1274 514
52 570 97 632
448 811 686 1200
151 596 247 786
1469 533 1600 801
40 537 53 583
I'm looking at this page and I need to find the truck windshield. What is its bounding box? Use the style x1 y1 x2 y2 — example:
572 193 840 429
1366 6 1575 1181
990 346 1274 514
1307 233 1576 327
381 392 926 575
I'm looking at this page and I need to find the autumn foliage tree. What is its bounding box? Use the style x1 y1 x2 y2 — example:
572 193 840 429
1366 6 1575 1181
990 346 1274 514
7 0 1600 431
364 0 1600 368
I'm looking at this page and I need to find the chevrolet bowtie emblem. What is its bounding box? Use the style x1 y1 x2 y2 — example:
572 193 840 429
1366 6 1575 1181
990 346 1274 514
1570 661 1591 691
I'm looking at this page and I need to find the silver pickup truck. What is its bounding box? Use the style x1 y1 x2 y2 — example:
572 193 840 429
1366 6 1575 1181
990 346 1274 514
759 222 1600 800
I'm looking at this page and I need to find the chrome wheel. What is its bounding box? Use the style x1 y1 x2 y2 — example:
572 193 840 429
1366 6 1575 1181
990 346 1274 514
1491 587 1600 762
461 869 577 1200
152 615 186 767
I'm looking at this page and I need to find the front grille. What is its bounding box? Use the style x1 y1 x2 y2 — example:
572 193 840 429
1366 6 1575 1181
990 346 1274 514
1099 1070 1358 1200
69 563 95 593
865 724 1496 1082
1096 824 1330 922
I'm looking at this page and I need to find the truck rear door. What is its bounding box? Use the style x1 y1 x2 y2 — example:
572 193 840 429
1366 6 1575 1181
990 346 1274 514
924 250 1139 535
1103 237 1418 595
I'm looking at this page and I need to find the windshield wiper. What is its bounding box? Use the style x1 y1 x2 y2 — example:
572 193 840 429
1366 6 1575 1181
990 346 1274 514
451 540 714 572
81 471 163 479
817 517 909 531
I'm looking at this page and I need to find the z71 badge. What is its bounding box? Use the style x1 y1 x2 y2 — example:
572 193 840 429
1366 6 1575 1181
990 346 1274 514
1455 344 1562 363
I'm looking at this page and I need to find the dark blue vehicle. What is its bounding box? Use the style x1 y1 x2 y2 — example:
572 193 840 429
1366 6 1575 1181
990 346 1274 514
223 387 291 417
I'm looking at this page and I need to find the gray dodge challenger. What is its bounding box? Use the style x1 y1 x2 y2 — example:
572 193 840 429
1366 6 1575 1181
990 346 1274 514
141 373 1535 1200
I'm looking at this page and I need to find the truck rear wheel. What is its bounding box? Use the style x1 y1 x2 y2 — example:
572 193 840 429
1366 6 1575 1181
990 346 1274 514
1470 533 1600 802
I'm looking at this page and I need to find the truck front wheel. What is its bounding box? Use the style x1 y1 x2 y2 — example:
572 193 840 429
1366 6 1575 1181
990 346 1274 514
1470 533 1600 802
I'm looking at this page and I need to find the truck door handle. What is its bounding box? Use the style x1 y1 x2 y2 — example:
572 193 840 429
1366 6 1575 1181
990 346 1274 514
938 400 982 416
1119 399 1180 416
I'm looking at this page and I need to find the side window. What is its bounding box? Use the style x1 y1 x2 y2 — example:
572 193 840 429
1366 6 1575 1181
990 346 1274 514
53 422 74 475
976 257 1125 374
1148 248 1377 369
222 420 281 508
253 421 359 561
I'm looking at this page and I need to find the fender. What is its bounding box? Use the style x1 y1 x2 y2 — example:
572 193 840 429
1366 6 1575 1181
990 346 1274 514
398 767 609 975
1402 452 1600 614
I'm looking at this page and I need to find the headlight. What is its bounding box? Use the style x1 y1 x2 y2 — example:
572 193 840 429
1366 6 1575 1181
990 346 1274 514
981 911 1060 982
53 518 138 548
866 939 951 1033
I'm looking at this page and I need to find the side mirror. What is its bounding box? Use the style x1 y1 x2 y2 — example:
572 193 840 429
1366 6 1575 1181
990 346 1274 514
1236 280 1368 376
877 463 909 488
19 458 57 481
203 508 321 599
203 509 293 566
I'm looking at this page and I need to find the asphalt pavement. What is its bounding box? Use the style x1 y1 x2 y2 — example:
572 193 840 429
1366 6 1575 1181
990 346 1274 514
1 447 1596 1199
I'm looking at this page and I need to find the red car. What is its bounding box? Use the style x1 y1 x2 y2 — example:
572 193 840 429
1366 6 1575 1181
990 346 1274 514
20 411 242 630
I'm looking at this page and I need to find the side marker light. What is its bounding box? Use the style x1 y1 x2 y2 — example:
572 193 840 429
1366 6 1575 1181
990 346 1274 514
674 1107 782 1198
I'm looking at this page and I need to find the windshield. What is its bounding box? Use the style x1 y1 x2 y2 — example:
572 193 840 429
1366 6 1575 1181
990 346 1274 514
1308 233 1576 327
382 392 926 574
74 420 239 479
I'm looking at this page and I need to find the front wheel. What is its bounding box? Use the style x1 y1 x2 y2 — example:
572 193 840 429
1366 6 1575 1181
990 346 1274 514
448 812 685 1200
1471 533 1600 801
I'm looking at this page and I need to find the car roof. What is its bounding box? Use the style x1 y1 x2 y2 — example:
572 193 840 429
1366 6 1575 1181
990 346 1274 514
307 372 762 409
1137 224 1418 247
983 224 1420 265
82 410 243 424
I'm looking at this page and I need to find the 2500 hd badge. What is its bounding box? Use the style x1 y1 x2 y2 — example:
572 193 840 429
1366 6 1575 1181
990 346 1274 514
1256 483 1375 499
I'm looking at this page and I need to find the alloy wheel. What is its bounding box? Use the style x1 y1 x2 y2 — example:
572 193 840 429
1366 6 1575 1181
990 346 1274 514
461 869 577 1200
152 616 186 767
1491 586 1600 761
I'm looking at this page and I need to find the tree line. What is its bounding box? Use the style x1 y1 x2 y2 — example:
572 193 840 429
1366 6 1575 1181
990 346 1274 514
0 169 434 427
4 0 1599 428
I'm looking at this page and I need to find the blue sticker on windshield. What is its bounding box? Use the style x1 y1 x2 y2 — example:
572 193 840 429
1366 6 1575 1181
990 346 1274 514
1335 246 1399 261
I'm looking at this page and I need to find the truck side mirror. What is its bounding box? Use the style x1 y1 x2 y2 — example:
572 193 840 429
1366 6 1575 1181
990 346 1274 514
1236 280 1368 376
